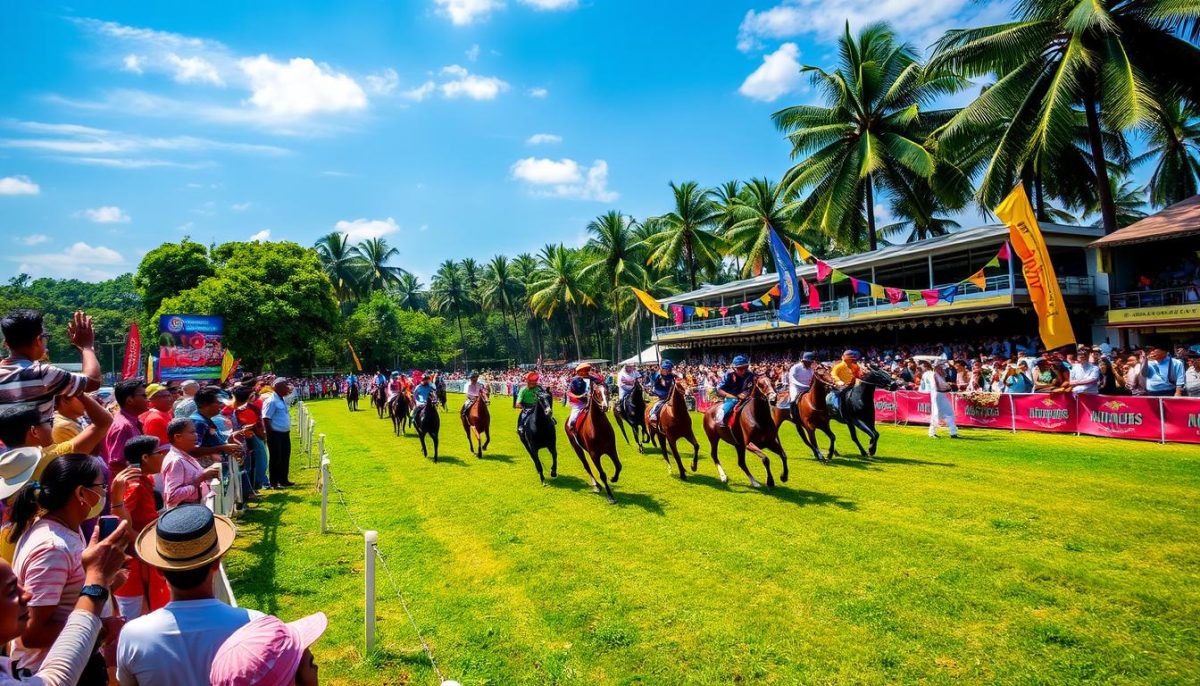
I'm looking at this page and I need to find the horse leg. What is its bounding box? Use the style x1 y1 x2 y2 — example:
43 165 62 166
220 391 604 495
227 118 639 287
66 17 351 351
482 427 490 451
855 419 879 457
847 422 868 456
569 435 599 491
524 439 545 484
703 431 729 483
590 453 615 504
795 421 821 461
668 437 687 481
775 439 789 483
548 439 558 478
735 444 761 488
431 431 439 462
418 431 428 458
746 441 775 489
614 413 630 445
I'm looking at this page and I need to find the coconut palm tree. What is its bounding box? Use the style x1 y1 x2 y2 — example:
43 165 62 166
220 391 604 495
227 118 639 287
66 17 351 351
643 181 725 291
1133 99 1200 208
928 0 1200 234
353 238 408 292
430 259 470 369
774 22 965 251
879 191 961 243
708 180 744 273
481 255 521 354
394 272 425 310
530 244 593 360
1087 174 1149 228
723 178 805 276
580 210 646 363
511 252 543 360
313 232 364 302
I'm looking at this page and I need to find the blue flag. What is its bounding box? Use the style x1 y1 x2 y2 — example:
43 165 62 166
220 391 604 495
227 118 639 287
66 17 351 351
767 224 801 324
938 285 959 304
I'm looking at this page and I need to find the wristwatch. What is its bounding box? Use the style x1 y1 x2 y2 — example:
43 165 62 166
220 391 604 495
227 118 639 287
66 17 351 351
80 584 109 603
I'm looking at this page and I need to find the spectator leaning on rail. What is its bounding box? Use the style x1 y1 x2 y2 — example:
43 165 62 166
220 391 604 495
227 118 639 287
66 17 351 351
0 310 101 424
117 503 261 686
161 417 220 509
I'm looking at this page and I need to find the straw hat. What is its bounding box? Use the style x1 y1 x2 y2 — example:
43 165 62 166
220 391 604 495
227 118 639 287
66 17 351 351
0 447 41 501
135 504 236 571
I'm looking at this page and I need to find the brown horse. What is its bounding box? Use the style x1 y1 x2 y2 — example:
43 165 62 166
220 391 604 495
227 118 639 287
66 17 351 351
566 381 622 503
772 365 838 463
702 375 788 488
461 394 491 458
389 391 411 437
645 380 700 481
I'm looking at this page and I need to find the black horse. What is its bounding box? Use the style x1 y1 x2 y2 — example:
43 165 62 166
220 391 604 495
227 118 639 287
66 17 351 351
829 367 895 457
612 383 649 454
434 375 448 408
413 400 440 461
388 392 411 436
346 382 359 412
517 390 558 483
372 385 388 419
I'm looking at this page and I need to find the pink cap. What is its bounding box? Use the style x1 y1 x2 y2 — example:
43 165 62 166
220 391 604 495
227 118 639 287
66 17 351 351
210 613 327 686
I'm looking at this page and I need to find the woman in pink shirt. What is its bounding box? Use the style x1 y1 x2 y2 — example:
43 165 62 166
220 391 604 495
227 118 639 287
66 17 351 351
161 418 221 508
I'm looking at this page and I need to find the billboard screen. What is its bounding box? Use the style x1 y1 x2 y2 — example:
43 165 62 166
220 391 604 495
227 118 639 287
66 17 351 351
158 314 225 381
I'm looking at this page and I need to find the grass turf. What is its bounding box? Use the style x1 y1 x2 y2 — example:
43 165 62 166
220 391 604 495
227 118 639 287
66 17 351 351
223 397 1200 685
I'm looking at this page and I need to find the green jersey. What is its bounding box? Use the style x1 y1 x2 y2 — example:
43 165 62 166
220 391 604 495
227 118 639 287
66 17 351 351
517 386 543 407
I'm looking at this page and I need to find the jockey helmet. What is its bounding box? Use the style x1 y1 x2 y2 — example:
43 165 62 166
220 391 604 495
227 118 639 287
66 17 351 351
390 371 400 377
801 352 815 362
469 370 479 378
525 372 539 383
732 355 749 367
842 350 860 360
575 362 592 373
660 360 673 370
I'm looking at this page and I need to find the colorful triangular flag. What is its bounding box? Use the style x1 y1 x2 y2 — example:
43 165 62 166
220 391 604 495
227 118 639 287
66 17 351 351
998 243 1011 260
967 270 987 290
870 283 885 299
885 287 904 304
985 256 1001 268
815 261 832 282
719 306 729 317
921 289 940 306
793 242 814 263
830 270 847 284
938 285 959 303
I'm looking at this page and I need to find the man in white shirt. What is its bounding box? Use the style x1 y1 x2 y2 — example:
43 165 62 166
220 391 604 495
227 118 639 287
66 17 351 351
920 361 958 438
118 504 262 686
1185 352 1200 397
460 371 488 419
1065 345 1101 394
782 352 816 409
616 364 641 403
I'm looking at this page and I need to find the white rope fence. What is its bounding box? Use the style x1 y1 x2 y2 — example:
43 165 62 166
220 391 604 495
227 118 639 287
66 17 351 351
294 400 458 686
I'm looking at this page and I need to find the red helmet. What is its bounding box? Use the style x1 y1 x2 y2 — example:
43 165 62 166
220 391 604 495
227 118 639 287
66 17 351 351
525 372 539 383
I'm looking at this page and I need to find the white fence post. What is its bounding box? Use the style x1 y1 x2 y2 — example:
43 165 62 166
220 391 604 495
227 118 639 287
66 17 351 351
320 456 330 533
307 419 316 462
364 530 378 653
210 477 222 516
314 433 325 470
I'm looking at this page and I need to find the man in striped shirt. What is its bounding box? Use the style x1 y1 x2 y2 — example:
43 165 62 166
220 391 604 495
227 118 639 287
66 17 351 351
0 309 102 425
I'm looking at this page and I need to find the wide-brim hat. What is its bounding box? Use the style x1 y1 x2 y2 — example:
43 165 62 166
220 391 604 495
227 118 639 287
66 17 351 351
575 362 592 372
0 447 41 501
136 503 236 571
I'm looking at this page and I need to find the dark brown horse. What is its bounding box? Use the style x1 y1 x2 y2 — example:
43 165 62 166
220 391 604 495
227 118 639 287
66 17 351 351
413 399 440 461
372 384 388 419
612 382 649 454
772 365 839 462
566 381 622 503
388 392 411 436
645 380 700 481
702 375 788 488
461 394 491 458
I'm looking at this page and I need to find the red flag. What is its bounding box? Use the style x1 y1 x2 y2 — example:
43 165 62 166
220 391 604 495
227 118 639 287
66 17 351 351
122 322 141 379
815 261 832 281
807 279 821 310
885 287 904 304
998 242 1011 260
921 289 940 306
719 306 729 317
741 302 750 312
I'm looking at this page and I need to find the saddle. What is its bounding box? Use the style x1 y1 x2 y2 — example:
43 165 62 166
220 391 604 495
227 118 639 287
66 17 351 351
825 387 851 422
567 407 589 435
723 398 748 431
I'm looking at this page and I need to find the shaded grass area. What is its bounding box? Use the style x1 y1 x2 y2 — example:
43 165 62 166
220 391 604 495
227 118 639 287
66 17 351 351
223 398 1200 685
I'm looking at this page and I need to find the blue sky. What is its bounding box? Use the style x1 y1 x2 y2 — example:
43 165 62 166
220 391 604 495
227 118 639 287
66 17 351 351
0 0 1012 283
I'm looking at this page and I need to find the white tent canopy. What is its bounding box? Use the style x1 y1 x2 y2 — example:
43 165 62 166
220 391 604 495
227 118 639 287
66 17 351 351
620 345 660 366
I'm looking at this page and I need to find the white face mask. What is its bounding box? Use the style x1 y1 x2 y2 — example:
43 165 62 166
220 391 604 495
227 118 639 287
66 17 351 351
81 487 105 519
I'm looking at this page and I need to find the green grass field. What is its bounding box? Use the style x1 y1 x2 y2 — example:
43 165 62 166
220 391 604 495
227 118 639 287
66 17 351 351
223 397 1200 685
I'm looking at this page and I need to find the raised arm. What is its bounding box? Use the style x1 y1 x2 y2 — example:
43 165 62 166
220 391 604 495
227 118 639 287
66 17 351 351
67 311 102 391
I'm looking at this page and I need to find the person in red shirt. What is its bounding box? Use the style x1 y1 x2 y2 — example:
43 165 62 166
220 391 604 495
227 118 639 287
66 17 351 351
113 435 171 620
139 383 174 447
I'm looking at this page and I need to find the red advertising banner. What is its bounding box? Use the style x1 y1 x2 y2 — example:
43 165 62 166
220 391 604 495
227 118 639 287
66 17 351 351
121 321 141 380
953 394 1013 429
1011 392 1076 433
1076 394 1163 442
1162 397 1200 445
895 390 931 425
873 391 898 423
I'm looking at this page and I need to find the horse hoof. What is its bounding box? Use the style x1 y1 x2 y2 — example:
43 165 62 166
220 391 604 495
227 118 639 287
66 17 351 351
592 485 601 493
550 470 557 478
720 475 729 484
750 481 762 489
869 446 878 457
606 496 616 505
781 473 789 483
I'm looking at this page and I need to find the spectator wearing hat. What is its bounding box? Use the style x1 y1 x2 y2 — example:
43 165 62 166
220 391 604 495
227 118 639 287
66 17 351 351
162 418 220 509
117 504 262 686
210 612 326 686
0 310 101 426
262 378 294 489
172 381 199 419
1139 343 1186 397
103 380 149 473
139 384 174 448
113 436 170 621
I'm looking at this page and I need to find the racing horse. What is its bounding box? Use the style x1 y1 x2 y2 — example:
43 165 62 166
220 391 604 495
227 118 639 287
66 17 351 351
772 365 839 462
388 391 411 436
566 381 622 503
372 384 388 419
434 374 448 409
413 398 440 461
517 390 558 483
645 380 700 481
346 382 359 412
612 382 649 453
701 375 788 488
462 393 491 458
824 367 894 458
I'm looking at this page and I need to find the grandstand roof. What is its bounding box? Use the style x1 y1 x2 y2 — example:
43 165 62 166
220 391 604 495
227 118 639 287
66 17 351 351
1089 195 1200 247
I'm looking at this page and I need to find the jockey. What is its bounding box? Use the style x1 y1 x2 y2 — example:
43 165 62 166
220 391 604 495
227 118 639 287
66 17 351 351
461 371 489 418
387 371 404 400
648 360 676 424
565 362 597 436
782 352 816 409
412 374 434 423
716 355 755 423
516 372 544 436
373 369 387 388
617 362 642 405
829 349 864 415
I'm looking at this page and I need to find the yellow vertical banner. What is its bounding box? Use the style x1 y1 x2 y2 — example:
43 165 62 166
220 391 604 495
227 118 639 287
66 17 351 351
220 349 235 382
347 340 363 372
994 184 1075 349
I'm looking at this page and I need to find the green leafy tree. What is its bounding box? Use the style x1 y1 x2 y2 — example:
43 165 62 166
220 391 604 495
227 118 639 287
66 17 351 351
134 239 213 317
511 252 543 360
581 211 645 363
481 255 521 355
314 232 364 302
723 178 802 276
643 181 724 291
353 237 408 293
1133 99 1200 208
530 244 593 360
394 272 426 310
346 292 458 370
430 260 470 369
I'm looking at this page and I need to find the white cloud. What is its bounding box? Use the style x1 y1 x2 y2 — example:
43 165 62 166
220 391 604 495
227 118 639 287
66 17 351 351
736 0 985 52
14 242 126 281
528 87 548 98
239 55 368 117
321 170 352 177
434 0 504 25
439 65 510 100
466 44 481 62
739 42 803 102
365 68 399 95
249 229 271 241
61 157 212 169
526 133 562 145
511 157 617 201
17 234 49 246
403 81 437 102
0 176 40 195
176 221 194 232
519 0 578 9
167 53 224 85
231 201 252 212
334 217 400 242
80 206 131 223
122 54 144 74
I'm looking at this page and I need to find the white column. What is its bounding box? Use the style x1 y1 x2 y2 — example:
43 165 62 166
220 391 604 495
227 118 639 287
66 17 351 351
320 456 330 533
364 530 378 653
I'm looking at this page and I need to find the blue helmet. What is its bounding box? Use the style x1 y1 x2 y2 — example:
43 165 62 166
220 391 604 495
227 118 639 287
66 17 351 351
660 360 674 370
801 352 815 362
733 355 749 367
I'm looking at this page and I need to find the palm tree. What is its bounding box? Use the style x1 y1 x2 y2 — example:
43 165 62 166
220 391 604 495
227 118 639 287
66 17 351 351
928 0 1200 234
353 238 408 292
708 180 744 273
1087 175 1148 228
1133 99 1200 208
313 232 364 302
394 272 425 310
580 210 645 363
481 255 521 354
430 260 470 369
530 244 593 360
774 23 965 251
879 192 961 243
643 181 724 291
511 252 543 360
723 178 804 276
